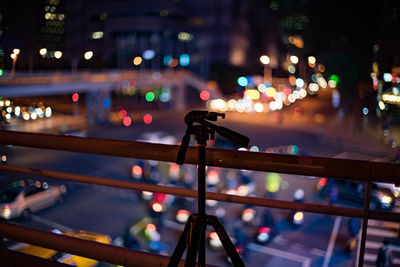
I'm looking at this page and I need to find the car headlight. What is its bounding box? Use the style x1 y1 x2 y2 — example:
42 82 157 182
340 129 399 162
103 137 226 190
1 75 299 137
380 195 392 204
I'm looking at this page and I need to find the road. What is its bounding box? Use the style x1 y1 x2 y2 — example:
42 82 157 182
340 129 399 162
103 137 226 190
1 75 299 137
1 108 399 267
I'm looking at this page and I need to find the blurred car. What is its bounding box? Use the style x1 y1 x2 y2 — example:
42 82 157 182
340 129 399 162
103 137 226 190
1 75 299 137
255 209 277 244
0 181 66 220
316 178 396 210
289 210 304 226
374 182 400 199
16 230 111 267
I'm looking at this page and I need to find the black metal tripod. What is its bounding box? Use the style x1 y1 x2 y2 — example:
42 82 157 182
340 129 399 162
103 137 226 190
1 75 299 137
168 110 250 267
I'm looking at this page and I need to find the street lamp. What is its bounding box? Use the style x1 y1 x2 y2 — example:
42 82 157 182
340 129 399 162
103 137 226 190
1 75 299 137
308 56 316 66
290 55 299 64
260 55 271 84
39 48 47 56
54 51 62 59
84 51 93 60
10 48 20 76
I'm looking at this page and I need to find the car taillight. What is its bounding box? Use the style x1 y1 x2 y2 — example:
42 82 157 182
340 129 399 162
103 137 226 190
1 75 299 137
318 178 327 189
3 205 11 219
242 208 255 222
258 227 271 234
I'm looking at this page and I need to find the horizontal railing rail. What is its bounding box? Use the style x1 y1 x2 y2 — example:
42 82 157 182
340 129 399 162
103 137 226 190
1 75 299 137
0 130 399 267
1 130 399 183
1 163 399 222
0 221 218 267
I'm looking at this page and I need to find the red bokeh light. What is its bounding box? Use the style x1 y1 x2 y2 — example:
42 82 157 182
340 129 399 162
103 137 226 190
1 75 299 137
146 223 157 232
119 109 127 119
258 227 271 234
169 163 180 173
72 93 79 102
283 87 292 96
131 165 143 177
123 116 132 126
143 114 153 124
318 178 327 187
200 90 210 101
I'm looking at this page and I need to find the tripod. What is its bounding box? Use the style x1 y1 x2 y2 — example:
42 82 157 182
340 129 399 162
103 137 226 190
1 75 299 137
168 110 250 267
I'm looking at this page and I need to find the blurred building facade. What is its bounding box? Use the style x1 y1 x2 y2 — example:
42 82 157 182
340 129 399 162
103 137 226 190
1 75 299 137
64 0 276 82
0 1 276 88
1 0 398 98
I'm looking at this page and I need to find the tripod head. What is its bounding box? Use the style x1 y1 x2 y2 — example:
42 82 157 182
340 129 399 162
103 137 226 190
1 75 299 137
176 110 250 165
184 110 225 126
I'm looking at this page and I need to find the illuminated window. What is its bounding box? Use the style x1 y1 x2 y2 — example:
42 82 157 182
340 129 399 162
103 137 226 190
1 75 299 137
178 32 193 41
91 31 104 39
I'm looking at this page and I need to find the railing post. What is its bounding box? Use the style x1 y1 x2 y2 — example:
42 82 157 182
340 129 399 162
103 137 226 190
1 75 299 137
357 163 372 267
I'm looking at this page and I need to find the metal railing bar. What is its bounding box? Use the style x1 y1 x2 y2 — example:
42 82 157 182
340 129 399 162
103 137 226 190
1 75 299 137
0 130 399 183
358 176 373 266
0 221 220 267
3 164 400 222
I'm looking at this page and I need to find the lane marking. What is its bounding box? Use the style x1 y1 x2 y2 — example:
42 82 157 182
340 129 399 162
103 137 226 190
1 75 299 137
367 227 398 238
322 216 341 267
272 235 287 245
310 248 325 257
365 240 382 250
248 243 311 267
364 253 400 265
368 219 399 230
30 214 73 232
365 240 400 252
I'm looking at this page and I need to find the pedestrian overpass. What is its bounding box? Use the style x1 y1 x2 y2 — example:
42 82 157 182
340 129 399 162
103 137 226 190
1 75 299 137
0 70 222 123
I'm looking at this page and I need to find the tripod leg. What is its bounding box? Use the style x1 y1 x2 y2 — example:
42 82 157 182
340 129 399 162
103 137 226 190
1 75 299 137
197 144 206 267
185 216 205 267
207 215 246 267
168 215 195 267
198 232 205 267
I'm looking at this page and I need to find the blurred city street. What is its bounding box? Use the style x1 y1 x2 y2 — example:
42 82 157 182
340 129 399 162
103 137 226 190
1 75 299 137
2 88 400 267
0 0 399 266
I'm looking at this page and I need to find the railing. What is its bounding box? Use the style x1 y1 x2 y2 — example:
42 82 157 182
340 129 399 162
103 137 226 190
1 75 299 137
0 130 399 267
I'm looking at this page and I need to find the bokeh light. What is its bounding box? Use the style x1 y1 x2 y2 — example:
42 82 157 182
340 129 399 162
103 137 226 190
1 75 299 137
179 54 190 67
200 90 210 101
260 55 270 65
133 56 142 65
308 56 316 65
289 55 299 64
145 92 155 102
123 116 132 126
72 93 79 102
237 76 248 87
143 114 153 124
84 51 93 60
